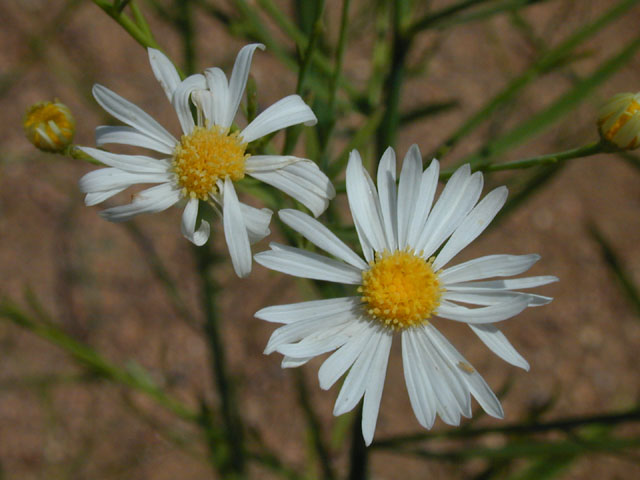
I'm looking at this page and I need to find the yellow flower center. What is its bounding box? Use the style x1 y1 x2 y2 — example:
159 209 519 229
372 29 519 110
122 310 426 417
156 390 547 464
23 101 75 152
359 250 442 330
602 99 640 143
172 126 249 200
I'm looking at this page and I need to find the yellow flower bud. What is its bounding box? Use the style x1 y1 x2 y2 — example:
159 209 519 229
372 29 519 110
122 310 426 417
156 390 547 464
597 92 640 150
23 100 76 153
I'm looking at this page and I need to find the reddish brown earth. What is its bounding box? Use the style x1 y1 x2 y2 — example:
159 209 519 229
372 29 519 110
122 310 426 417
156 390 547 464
1 1 640 478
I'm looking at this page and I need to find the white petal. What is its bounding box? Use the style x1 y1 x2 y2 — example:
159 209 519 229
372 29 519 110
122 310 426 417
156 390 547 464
171 74 207 133
333 329 384 416
406 159 440 248
362 330 392 445
84 188 126 206
443 289 552 307
397 145 423 249
281 356 312 368
470 323 530 370
346 151 388 252
279 209 367 269
402 330 436 428
265 309 355 354
240 95 317 143
203 68 230 127
244 155 300 173
410 328 462 425
78 147 170 173
79 168 168 194
222 179 252 277
254 243 362 284
434 186 508 270
416 166 484 258
95 126 175 154
440 254 540 284
450 275 558 290
249 159 334 217
255 297 361 324
278 320 359 358
99 183 180 222
92 84 177 147
148 48 181 101
318 321 373 390
227 43 265 125
420 329 472 419
425 324 504 418
249 165 330 217
376 147 398 250
191 89 216 128
436 296 531 324
240 203 272 244
181 197 210 246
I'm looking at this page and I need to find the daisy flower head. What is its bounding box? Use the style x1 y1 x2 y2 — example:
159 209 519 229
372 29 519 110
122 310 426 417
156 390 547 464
598 91 640 150
78 44 335 277
254 146 557 445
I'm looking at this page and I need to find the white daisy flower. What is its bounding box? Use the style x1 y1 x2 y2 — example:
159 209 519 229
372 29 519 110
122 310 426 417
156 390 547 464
78 44 335 277
254 146 557 445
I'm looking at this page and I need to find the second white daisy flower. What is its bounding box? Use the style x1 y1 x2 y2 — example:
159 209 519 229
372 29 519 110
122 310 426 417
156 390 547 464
255 146 557 445
79 44 334 277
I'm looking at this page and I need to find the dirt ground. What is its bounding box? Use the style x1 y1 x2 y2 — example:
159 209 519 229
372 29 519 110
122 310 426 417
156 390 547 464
1 0 640 479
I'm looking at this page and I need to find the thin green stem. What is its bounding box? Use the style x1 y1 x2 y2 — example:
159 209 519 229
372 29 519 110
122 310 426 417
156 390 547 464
373 407 640 448
193 244 246 477
175 0 197 75
283 0 326 155
92 0 162 50
430 0 640 160
347 405 368 480
440 141 604 178
293 370 336 480
320 0 351 171
408 0 492 35
460 34 640 169
0 299 198 422
589 224 640 317
376 1 411 157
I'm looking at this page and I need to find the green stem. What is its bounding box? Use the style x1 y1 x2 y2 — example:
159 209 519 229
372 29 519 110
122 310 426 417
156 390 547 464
320 0 351 172
440 141 604 178
0 299 198 422
376 1 410 157
92 0 161 50
294 370 336 480
430 0 640 160
193 244 246 477
175 0 197 75
347 405 368 480
283 0 326 155
373 407 640 448
408 0 492 35
589 224 640 318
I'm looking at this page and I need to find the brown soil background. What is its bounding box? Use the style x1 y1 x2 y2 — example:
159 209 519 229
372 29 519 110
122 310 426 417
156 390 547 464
1 0 640 478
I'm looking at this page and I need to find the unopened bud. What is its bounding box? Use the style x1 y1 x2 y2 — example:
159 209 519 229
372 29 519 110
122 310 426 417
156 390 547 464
23 100 76 153
598 92 640 151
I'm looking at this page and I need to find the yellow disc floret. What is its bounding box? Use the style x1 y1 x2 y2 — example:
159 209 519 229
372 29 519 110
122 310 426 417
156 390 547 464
23 100 75 153
172 126 249 200
359 249 442 330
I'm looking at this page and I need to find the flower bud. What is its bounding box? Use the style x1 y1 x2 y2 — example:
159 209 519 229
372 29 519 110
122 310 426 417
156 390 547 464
23 100 76 153
598 92 640 150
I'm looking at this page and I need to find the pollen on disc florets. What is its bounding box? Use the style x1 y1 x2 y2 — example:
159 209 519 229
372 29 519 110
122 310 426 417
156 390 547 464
359 249 443 331
172 125 249 200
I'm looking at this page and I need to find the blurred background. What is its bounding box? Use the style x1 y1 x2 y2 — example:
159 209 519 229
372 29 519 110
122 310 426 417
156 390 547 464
1 0 640 478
